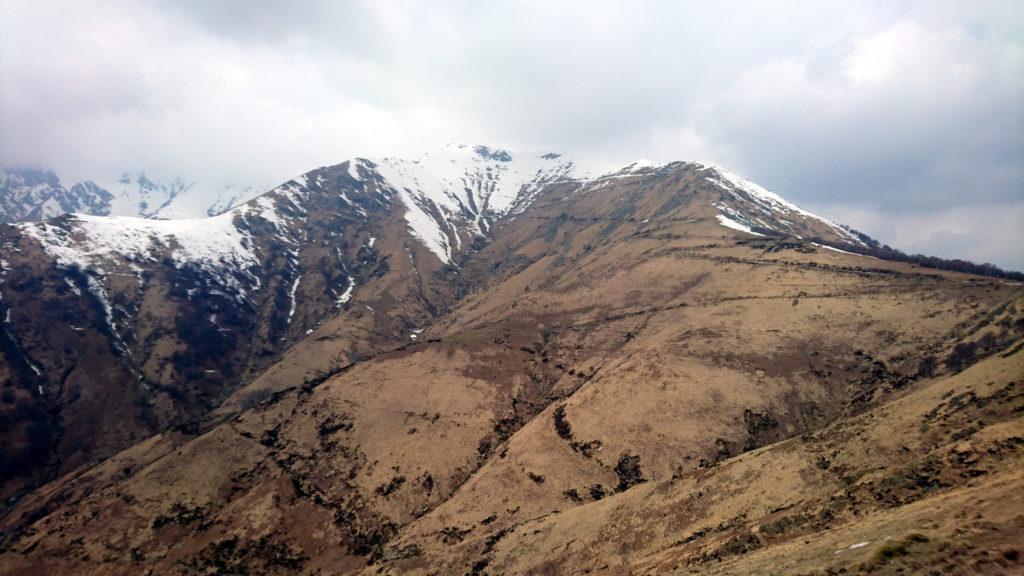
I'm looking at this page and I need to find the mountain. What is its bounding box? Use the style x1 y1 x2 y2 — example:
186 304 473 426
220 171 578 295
95 172 266 219
0 145 580 496
0 145 1021 575
0 169 114 222
0 168 265 222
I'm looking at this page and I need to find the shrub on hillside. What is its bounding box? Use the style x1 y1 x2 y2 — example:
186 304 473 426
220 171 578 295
946 341 978 372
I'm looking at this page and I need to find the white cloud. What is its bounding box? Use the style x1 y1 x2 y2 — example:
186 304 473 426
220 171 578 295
1 0 1021 269
810 200 1024 271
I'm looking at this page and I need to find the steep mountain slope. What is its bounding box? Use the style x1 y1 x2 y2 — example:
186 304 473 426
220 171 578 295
369 144 576 263
365 163 1024 574
0 145 580 501
405 350 1023 576
1 158 1020 575
0 168 265 222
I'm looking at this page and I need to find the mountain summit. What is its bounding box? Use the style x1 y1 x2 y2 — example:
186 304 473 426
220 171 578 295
0 146 1021 575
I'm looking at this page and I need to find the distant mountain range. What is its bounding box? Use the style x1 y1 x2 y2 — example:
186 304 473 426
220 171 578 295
0 168 265 222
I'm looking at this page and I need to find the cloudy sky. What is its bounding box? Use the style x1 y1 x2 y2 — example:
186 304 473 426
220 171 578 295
2 0 1022 269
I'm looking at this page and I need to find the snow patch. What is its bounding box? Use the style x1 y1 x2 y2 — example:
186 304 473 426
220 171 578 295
287 276 301 323
812 242 859 256
18 213 259 300
347 159 364 181
251 196 283 228
697 163 865 245
336 276 355 306
716 214 764 236
372 144 577 264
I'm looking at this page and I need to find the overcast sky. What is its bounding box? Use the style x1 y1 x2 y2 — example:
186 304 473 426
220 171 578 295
1 0 1022 269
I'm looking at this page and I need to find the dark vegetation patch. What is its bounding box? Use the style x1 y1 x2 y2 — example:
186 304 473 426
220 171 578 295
378 544 421 562
738 238 816 254
553 405 572 439
849 353 910 409
614 453 646 492
0 368 55 481
300 362 355 393
469 558 490 576
675 514 753 550
946 341 978 372
375 476 406 497
916 355 938 377
186 534 307 573
551 404 603 457
922 381 1022 428
258 423 401 562
166 262 250 389
349 522 398 559
757 511 812 538
152 502 210 530
697 530 762 563
812 228 1024 281
868 457 947 507
482 527 511 554
439 526 471 545
700 437 734 468
317 414 353 437
742 409 781 451
860 533 931 572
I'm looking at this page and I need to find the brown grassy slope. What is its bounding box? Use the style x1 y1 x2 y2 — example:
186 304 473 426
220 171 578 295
351 164 1024 575
0 160 463 500
379 347 1023 576
1 164 1021 575
0 331 570 575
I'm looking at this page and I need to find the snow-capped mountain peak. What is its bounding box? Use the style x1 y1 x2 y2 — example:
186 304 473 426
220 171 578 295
0 168 266 223
96 172 267 219
691 162 866 244
368 144 579 263
0 168 114 222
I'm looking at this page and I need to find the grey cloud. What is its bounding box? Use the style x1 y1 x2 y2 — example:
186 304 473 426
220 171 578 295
1 0 1021 269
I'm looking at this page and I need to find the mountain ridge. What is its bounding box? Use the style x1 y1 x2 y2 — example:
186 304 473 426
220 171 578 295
0 145 1021 575
0 167 266 222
